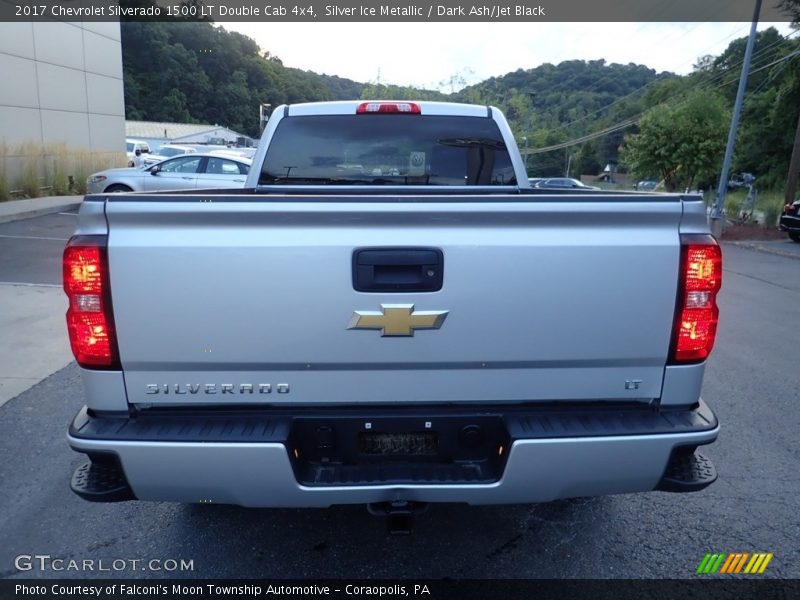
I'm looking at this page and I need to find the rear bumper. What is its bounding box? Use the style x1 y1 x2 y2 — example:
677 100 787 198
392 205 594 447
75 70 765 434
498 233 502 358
68 401 719 507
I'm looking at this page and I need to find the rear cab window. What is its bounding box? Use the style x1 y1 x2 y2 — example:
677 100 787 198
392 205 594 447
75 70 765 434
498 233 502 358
259 114 516 186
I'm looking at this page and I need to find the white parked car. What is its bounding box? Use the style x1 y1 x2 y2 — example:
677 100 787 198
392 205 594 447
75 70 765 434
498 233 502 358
125 139 151 166
87 153 250 194
208 148 257 160
141 144 197 167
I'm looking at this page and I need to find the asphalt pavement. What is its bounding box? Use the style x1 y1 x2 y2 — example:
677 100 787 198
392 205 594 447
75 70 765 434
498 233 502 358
731 238 800 259
0 219 798 579
0 202 80 406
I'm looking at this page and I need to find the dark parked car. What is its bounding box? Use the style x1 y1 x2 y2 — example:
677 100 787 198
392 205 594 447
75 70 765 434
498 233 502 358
533 177 600 190
779 200 800 242
635 180 659 191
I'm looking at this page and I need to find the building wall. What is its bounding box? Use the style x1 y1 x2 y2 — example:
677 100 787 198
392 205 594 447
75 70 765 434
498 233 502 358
0 20 126 193
173 127 249 146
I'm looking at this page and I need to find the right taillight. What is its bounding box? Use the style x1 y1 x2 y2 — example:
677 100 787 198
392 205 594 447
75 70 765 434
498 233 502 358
669 235 722 364
63 235 120 369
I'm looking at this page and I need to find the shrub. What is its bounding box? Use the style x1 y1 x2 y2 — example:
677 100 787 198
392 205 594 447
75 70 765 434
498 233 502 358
758 192 785 228
16 142 43 198
0 142 9 202
47 144 71 195
723 190 744 218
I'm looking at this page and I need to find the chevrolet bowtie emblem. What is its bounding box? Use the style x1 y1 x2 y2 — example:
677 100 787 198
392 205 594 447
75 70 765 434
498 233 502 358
347 304 449 337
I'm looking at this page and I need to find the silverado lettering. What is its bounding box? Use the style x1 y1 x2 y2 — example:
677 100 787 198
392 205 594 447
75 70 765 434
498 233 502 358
145 383 278 394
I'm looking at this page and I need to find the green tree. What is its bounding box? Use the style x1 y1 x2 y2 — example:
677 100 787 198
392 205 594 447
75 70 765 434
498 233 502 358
705 28 786 102
159 89 192 122
778 0 800 23
621 91 730 191
735 58 800 188
121 21 365 137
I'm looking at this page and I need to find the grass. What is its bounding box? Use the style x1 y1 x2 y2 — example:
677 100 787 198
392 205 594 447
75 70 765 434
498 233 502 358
757 192 786 228
71 150 127 195
722 190 745 218
0 142 9 202
0 141 127 200
72 150 91 195
47 144 71 195
16 142 42 198
704 189 787 229
729 190 786 227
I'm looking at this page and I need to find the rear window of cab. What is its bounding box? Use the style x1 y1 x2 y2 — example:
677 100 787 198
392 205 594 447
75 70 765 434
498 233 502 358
259 114 516 186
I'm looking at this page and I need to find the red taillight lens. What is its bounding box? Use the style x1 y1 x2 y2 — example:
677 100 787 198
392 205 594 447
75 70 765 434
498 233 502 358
356 101 421 114
63 236 119 369
670 237 722 363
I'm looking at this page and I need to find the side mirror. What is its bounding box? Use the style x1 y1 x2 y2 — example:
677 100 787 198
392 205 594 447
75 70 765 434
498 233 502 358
150 166 160 175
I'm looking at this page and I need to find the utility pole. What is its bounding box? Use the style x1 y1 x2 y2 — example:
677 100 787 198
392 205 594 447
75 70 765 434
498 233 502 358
524 91 536 177
523 136 529 173
785 111 800 205
710 0 762 237
259 103 272 134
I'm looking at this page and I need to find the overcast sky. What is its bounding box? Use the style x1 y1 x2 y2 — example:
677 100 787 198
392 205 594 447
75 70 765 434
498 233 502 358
224 22 794 91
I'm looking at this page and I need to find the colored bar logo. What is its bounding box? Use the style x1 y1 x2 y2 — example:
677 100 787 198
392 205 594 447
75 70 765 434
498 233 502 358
696 552 773 574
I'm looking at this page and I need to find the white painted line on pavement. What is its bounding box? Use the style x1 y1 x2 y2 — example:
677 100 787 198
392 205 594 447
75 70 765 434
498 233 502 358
0 234 69 241
0 282 61 288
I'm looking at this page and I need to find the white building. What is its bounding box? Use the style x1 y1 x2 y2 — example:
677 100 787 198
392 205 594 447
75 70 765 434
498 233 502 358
0 21 126 194
126 121 254 151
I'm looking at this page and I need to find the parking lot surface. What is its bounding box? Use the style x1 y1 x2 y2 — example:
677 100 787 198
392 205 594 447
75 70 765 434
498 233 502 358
0 217 798 579
0 211 76 406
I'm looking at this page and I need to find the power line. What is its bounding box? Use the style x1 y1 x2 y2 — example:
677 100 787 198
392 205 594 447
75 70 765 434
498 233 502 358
525 35 800 155
535 28 799 142
526 119 639 155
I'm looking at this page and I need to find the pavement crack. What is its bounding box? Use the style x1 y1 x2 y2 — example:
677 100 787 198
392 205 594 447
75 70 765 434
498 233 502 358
485 533 524 559
88 538 118 552
722 268 798 291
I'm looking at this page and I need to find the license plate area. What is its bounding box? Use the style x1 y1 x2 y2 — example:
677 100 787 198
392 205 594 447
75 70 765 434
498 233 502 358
358 431 438 456
287 413 510 486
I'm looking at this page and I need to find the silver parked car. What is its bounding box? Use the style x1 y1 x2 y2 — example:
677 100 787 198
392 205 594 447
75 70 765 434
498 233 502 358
86 153 251 194
533 177 600 190
141 144 197 167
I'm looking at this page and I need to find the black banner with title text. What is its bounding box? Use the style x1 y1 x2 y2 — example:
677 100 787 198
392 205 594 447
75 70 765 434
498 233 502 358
0 0 795 22
2 579 800 600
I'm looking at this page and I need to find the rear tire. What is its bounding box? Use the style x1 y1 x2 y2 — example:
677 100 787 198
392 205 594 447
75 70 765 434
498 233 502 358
790 232 800 243
104 184 132 193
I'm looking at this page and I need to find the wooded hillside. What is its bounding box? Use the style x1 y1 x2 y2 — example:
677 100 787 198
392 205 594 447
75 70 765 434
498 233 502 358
121 20 800 189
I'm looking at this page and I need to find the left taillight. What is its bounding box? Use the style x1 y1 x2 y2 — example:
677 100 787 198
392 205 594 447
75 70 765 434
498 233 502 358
669 235 722 364
63 235 120 369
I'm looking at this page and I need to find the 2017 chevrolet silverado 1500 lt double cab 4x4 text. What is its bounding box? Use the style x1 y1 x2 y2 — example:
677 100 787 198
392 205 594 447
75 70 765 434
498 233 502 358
64 101 721 528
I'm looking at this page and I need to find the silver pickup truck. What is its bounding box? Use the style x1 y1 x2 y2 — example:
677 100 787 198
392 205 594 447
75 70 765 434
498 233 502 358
64 101 721 527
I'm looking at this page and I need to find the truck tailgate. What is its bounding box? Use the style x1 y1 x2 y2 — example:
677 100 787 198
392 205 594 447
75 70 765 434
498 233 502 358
105 196 682 406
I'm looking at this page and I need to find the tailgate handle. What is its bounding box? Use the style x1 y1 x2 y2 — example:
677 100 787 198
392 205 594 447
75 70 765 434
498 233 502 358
353 248 443 292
